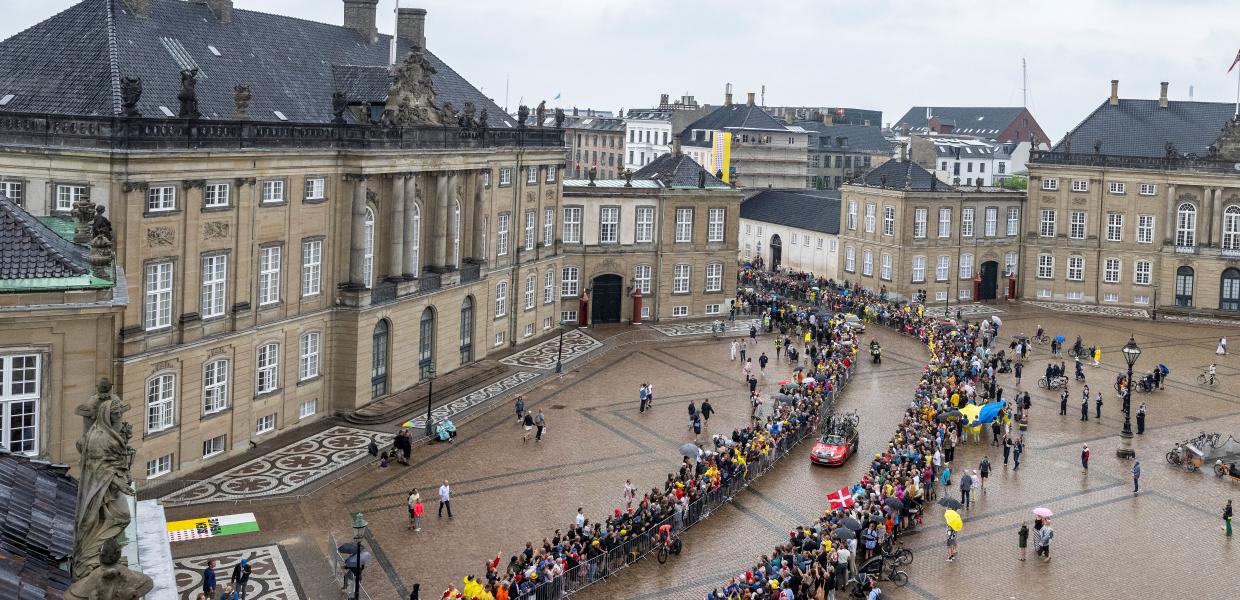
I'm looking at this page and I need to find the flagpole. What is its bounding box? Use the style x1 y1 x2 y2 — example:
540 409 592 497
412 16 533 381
1235 64 1239 116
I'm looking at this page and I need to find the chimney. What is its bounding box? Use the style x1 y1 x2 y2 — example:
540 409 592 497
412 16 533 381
746 92 755 106
123 0 152 17
1159 81 1169 108
724 83 733 107
784 113 792 125
899 141 908 162
343 0 379 43
926 107 932 119
1109 80 1119 106
673 137 682 156
396 7 427 49
206 0 233 22
660 93 669 107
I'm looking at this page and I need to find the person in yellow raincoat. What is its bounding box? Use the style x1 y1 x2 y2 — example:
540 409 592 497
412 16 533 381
463 575 485 599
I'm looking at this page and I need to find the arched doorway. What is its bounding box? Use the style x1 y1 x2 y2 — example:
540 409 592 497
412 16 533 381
1175 266 1194 307
769 234 783 272
1221 268 1240 311
979 261 999 301
591 274 623 323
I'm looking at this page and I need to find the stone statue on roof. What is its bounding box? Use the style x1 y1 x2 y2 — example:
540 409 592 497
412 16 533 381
383 48 454 127
233 84 252 120
177 68 200 119
517 104 529 127
72 379 136 581
536 101 546 127
554 107 565 128
65 537 153 600
332 92 348 124
119 77 142 117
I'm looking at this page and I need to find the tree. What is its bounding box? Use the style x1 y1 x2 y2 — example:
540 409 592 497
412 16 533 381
1000 175 1028 191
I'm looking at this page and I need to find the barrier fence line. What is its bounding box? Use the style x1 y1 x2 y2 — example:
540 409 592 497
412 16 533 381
329 531 374 600
521 368 853 600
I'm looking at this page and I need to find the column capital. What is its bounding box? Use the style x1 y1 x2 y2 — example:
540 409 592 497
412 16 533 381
343 173 368 182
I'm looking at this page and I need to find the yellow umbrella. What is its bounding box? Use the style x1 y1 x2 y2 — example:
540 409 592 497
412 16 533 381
958 404 982 426
944 509 963 531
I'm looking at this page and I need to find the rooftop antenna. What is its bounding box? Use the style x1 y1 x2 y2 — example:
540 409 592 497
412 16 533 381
389 0 399 67
1189 85 1194 100
761 84 766 107
504 76 510 113
1021 57 1027 107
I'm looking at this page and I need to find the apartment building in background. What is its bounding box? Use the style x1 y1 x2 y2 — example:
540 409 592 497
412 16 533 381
562 110 626 180
680 90 809 189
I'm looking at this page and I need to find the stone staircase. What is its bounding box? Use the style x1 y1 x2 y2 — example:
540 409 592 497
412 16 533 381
341 361 510 426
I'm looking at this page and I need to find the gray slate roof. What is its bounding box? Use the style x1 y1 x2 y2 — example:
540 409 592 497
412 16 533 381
858 160 953 192
797 122 894 154
679 103 790 146
0 0 513 126
1052 98 1237 158
632 153 728 189
0 198 90 280
0 450 77 600
740 189 841 235
895 107 1026 138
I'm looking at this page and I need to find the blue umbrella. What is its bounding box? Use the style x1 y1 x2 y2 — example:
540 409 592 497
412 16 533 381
974 400 1006 425
1054 335 1066 343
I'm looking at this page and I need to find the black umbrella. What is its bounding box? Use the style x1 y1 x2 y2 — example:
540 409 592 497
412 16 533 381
773 393 797 404
842 517 863 531
937 497 963 510
343 551 372 569
883 497 904 511
337 543 362 554
831 527 856 540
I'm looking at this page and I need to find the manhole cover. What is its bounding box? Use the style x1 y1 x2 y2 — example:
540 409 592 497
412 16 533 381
550 404 568 410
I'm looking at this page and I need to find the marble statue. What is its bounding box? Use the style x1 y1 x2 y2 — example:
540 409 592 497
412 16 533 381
65 538 153 600
72 379 135 581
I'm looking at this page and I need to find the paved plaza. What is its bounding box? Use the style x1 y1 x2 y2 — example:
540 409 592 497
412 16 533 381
163 303 1240 600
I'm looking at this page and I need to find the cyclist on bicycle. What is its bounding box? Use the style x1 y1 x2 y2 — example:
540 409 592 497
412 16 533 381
1207 363 1217 385
1035 325 1044 340
658 523 676 552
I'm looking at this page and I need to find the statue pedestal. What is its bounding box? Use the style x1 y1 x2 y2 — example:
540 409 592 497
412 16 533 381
129 498 178 600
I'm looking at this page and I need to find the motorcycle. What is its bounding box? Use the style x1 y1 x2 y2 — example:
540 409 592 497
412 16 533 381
871 345 882 364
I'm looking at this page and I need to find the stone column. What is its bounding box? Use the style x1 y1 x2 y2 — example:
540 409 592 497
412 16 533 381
1164 183 1177 244
446 171 460 268
432 172 450 268
1211 187 1224 247
389 174 405 280
348 175 368 288
465 171 482 259
403 173 418 278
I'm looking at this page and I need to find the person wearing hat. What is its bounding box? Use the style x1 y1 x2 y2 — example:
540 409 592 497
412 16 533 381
229 559 251 599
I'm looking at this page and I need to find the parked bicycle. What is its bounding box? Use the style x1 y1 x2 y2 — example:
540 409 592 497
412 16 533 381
1037 375 1067 389
1197 370 1218 386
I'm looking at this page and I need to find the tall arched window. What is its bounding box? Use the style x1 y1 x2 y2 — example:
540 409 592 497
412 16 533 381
363 206 376 288
1223 206 1240 250
1176 203 1196 247
452 201 461 268
409 203 421 276
1175 266 1194 307
460 296 475 364
1222 268 1240 311
419 308 435 380
371 319 389 398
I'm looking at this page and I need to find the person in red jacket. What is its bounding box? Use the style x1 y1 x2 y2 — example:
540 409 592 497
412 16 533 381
1080 445 1090 474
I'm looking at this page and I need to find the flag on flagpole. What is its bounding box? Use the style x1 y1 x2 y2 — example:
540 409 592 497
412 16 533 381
826 487 854 509
1228 49 1240 73
554 93 562 101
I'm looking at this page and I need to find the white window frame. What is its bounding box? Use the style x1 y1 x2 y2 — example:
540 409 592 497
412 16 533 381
1103 258 1121 284
1176 203 1197 247
256 343 280 394
1109 181 1126 195
1069 211 1087 239
1137 214 1154 244
560 310 578 324
864 203 876 233
935 255 950 281
145 373 175 433
560 266 579 297
1071 179 1088 193
911 256 926 283
202 434 226 458
984 207 998 237
938 207 951 238
673 264 691 294
913 208 927 239
1134 260 1152 285
705 263 723 292
202 358 230 415
0 180 23 206
304 177 325 200
844 246 856 272
1039 209 1056 238
527 166 538 184
544 269 555 304
959 253 973 279
544 208 555 246
546 165 557 183
961 207 974 238
57 184 86 211
562 207 582 243
299 332 321 381
302 239 322 297
256 414 276 435
634 264 651 294
204 182 230 208
599 206 619 243
847 201 858 230
1006 207 1019 236
1139 183 1157 196
524 209 536 251
259 246 281 305
1067 255 1084 281
524 273 536 309
672 306 689 317
708 207 725 242
1037 254 1054 279
300 399 317 419
144 262 173 331
497 213 510 256
0 354 41 454
146 454 173 479
880 253 892 281
1041 177 1059 191
1224 206 1240 250
1004 252 1018 275
146 185 176 212
261 180 285 204
362 207 375 287
499 168 512 186
1106 213 1123 242
675 208 694 243
883 206 895 236
862 249 873 276
200 254 227 319
635 206 655 243
494 281 509 317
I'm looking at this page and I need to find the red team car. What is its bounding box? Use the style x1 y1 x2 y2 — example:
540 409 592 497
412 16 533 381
810 429 859 466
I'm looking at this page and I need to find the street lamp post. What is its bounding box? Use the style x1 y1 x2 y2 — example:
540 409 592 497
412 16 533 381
349 512 368 600
423 366 436 437
555 323 565 373
1118 336 1140 459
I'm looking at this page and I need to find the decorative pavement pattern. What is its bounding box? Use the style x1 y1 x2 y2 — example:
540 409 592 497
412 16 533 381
401 370 540 429
175 544 300 600
1163 313 1240 327
160 427 394 505
945 303 1004 316
652 318 761 337
498 329 602 369
1025 300 1150 319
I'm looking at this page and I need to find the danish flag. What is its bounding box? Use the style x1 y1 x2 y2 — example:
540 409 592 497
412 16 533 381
826 487 854 509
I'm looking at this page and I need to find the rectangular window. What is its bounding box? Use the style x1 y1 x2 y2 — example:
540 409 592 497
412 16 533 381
862 250 873 276
497 213 510 256
1109 181 1126 195
261 180 284 204
1037 254 1054 279
145 373 175 432
495 331 505 346
704 304 721 316
299 332 321 381
1007 207 1019 236
983 207 998 236
304 177 325 200
936 291 948 301
544 209 554 246
1177 206 1196 247
1137 214 1154 244
844 246 855 272
147 186 175 212
1037 288 1053 298
200 255 227 319
0 180 24 206
599 206 619 243
256 343 279 394
1103 292 1119 303
880 254 892 280
913 208 927 239
204 182 231 208
817 237 824 250
544 269 555 304
562 207 582 243
883 206 895 236
1103 258 1121 283
499 168 512 186
1067 255 1084 281
560 310 578 324
544 317 552 330
634 264 651 294
203 434 226 458
912 256 926 283
959 289 972 300
673 264 691 293
708 207 725 242
144 262 173 330
1039 209 1057 237
938 208 951 238
1134 261 1152 285
935 256 949 281
146 454 173 478
705 263 723 292
524 323 535 338
1067 290 1084 301
672 305 689 317
546 165 557 182
524 210 536 250
203 359 229 414
256 414 276 435
495 281 508 317
302 239 322 297
1072 179 1089 193
0 354 41 454
1134 295 1150 305
675 208 693 242
258 246 281 306
1005 252 1018 275
1139 183 1157 196
635 207 654 243
1041 177 1059 191
791 233 799 245
847 202 858 230
961 208 974 237
561 266 579 297
1069 211 1086 239
524 274 536 309
864 203 876 233
1106 213 1123 242
527 166 538 184
959 254 973 278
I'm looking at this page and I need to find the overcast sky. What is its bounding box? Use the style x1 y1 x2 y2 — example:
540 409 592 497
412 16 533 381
6 0 1240 139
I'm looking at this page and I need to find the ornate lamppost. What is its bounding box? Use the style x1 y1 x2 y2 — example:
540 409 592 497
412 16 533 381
1117 336 1140 459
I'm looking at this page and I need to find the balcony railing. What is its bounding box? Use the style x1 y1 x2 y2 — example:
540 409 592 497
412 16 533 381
1031 150 1240 175
0 112 565 151
1175 245 1198 255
